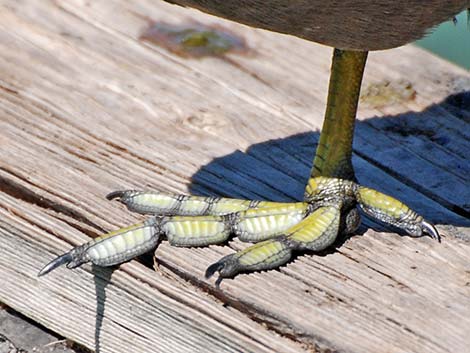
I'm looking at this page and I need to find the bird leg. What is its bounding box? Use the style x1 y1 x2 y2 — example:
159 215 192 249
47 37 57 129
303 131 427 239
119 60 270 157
202 49 438 281
201 50 369 281
312 49 367 181
38 49 439 281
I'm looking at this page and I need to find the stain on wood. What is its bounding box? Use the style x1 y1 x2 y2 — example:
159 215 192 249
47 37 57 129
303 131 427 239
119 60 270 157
140 21 250 58
360 80 416 108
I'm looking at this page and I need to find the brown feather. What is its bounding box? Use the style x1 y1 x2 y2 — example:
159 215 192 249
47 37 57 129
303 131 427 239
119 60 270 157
166 0 470 50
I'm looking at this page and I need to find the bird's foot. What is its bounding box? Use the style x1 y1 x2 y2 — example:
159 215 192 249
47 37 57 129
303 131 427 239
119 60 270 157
38 177 439 282
203 176 439 282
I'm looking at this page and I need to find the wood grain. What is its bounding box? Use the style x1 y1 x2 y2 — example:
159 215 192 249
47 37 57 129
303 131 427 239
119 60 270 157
0 1 469 352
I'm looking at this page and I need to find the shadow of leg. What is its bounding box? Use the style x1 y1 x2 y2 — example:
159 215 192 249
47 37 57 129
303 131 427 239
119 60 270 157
189 97 470 236
92 265 115 353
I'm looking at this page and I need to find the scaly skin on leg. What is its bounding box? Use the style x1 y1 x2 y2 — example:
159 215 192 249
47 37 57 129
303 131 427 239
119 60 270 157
312 49 367 180
38 49 440 281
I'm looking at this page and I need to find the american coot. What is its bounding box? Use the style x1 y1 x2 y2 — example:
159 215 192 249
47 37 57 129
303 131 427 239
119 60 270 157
39 1 469 282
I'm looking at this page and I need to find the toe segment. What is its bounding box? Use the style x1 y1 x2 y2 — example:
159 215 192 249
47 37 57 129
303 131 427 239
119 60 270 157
205 239 293 280
205 205 341 280
233 203 309 242
287 205 341 251
107 190 284 216
38 219 160 276
164 202 309 247
162 215 232 247
87 219 161 266
356 186 440 241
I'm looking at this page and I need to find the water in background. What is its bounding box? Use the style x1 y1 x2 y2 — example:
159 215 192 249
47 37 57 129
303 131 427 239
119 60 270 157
416 10 470 69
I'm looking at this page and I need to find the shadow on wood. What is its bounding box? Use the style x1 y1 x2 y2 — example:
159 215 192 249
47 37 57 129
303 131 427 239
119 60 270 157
92 266 115 353
189 91 470 236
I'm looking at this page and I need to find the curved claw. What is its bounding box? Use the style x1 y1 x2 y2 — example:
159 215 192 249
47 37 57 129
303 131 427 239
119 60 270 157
205 253 243 280
38 252 74 277
38 246 89 277
205 261 225 279
421 220 441 243
205 260 228 288
106 190 127 201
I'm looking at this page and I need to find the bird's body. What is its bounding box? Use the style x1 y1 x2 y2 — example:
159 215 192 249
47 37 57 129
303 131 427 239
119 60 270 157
167 0 469 50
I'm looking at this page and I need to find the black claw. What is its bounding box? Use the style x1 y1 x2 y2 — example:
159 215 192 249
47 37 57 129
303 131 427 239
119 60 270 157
205 261 224 279
38 252 73 277
422 220 441 243
215 276 223 288
106 190 126 201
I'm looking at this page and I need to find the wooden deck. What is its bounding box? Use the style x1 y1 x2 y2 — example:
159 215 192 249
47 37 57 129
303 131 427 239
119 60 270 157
0 1 469 352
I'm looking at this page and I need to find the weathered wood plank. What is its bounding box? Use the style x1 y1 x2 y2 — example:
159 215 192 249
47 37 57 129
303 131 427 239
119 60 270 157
0 192 303 353
0 0 469 353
